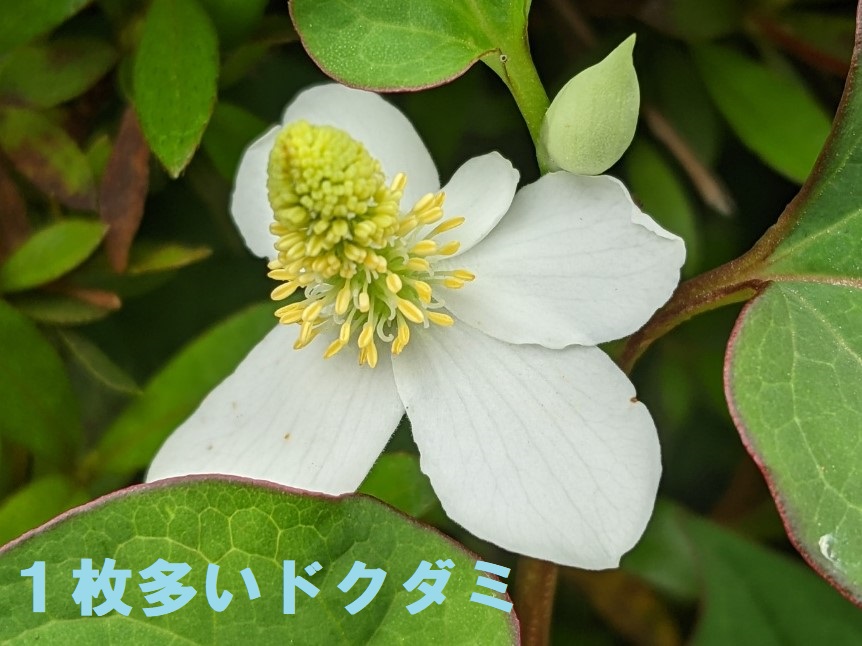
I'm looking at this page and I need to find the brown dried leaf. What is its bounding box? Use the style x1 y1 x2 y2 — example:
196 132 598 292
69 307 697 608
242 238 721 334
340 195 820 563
0 107 97 210
99 107 150 272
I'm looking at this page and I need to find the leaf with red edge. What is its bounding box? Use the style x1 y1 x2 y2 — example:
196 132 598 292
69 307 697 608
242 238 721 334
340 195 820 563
290 0 529 91
0 477 518 642
724 1 862 606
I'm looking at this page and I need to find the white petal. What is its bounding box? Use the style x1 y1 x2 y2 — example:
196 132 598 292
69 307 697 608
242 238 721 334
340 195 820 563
230 125 281 260
432 152 519 255
439 172 686 347
392 322 661 569
147 326 405 494
282 84 439 207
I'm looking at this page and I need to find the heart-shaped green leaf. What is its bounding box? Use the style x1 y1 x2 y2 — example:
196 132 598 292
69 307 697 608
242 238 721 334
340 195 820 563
725 4 862 606
727 281 862 606
290 0 529 90
0 477 518 643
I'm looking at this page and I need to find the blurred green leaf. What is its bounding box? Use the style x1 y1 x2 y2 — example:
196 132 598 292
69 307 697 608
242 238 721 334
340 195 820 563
0 220 106 294
89 302 275 477
644 43 721 166
684 509 862 644
291 0 529 90
9 292 114 325
197 0 267 48
0 0 91 55
626 138 701 275
0 38 115 108
0 475 88 547
125 241 213 275
133 0 219 177
771 10 855 71
220 15 298 88
0 159 29 258
58 329 140 395
621 500 698 602
0 300 82 464
540 35 639 175
693 44 831 183
0 107 97 209
0 478 517 642
202 101 267 180
85 133 113 181
359 452 438 518
639 0 744 41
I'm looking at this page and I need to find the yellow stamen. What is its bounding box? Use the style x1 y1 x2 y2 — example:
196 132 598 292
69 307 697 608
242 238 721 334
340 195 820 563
324 339 345 359
430 217 465 236
411 240 437 256
386 273 403 294
397 298 425 324
265 121 477 367
438 240 460 256
427 311 455 326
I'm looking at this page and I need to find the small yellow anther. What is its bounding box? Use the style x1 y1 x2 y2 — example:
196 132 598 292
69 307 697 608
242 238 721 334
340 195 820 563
397 298 425 324
267 268 294 281
419 207 443 224
427 311 455 327
358 321 374 348
391 172 407 193
365 340 378 368
438 240 460 256
301 300 324 322
412 280 432 304
451 269 475 282
335 283 353 315
386 273 403 294
339 320 352 344
359 341 379 368
411 240 437 256
271 282 299 301
406 257 430 272
358 291 370 312
410 193 435 213
295 321 318 348
323 339 345 359
392 317 411 355
430 217 465 236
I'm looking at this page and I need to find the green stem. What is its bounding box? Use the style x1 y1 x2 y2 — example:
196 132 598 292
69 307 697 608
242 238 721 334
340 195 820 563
489 33 558 642
513 557 558 646
485 35 550 150
618 248 770 374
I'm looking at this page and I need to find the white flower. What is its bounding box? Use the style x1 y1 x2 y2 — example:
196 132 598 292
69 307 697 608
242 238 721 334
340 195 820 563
147 84 685 569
